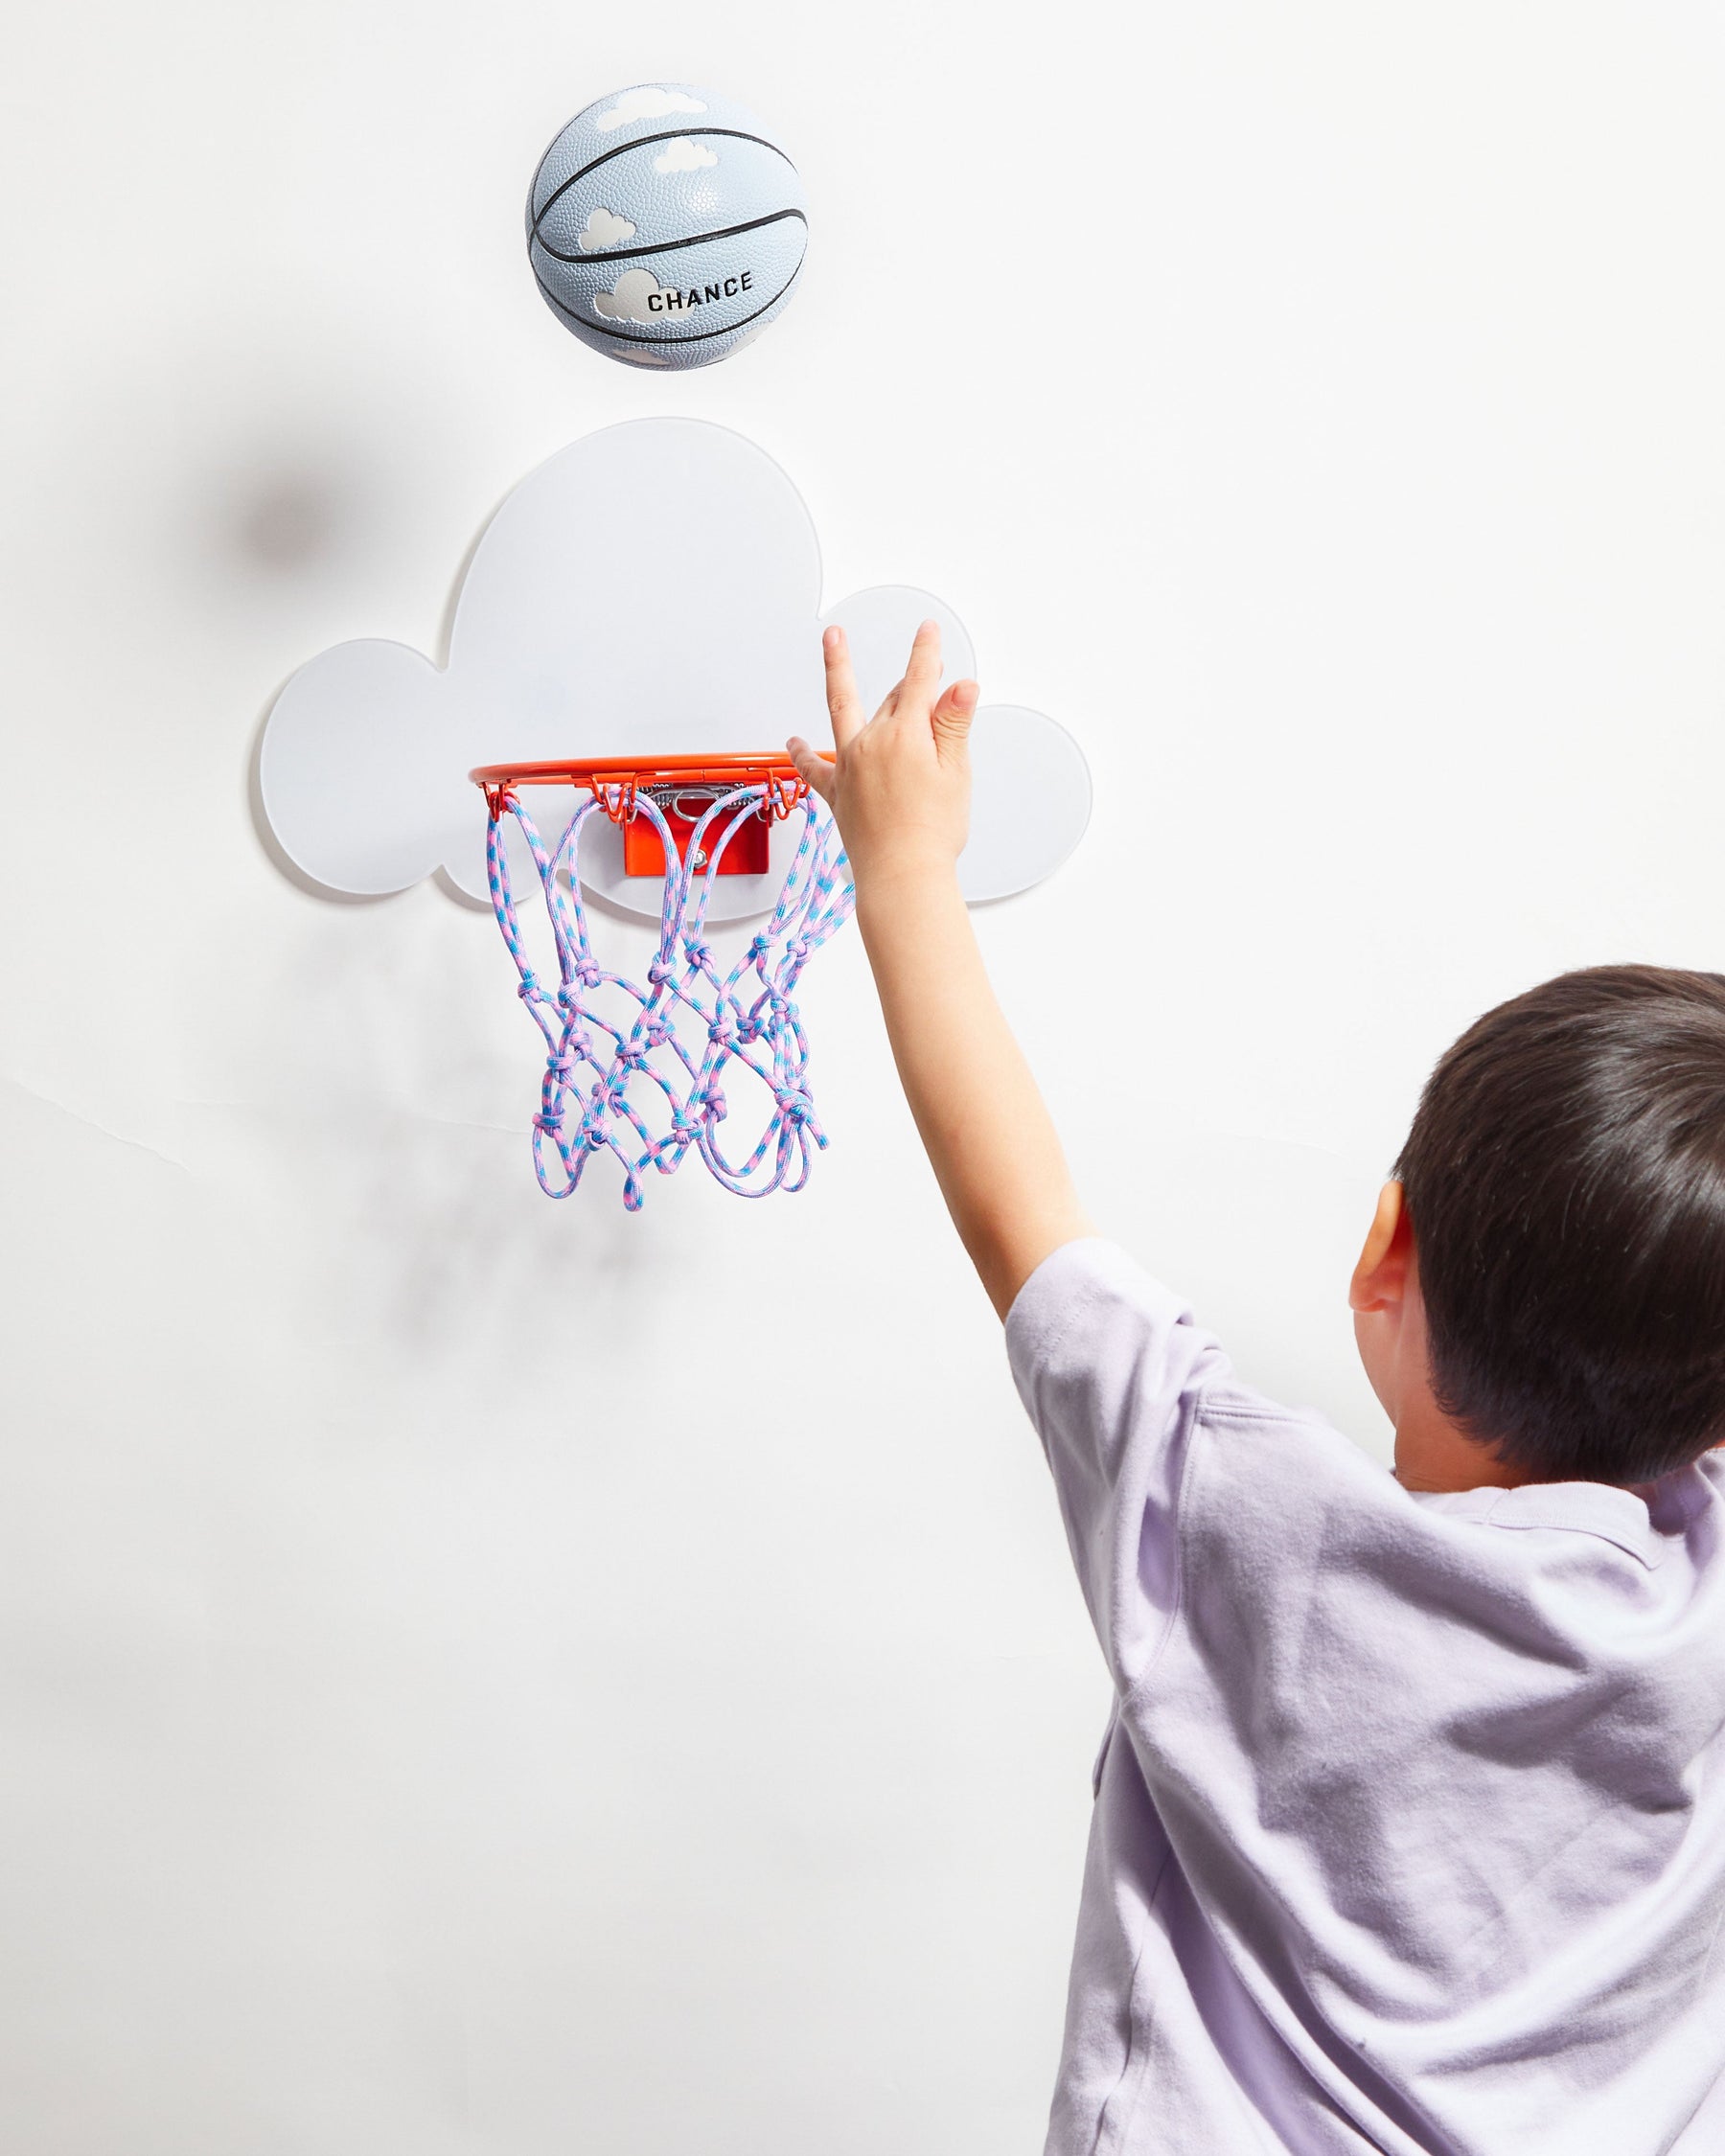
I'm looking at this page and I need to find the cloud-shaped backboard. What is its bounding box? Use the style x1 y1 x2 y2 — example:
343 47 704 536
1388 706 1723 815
260 419 1090 923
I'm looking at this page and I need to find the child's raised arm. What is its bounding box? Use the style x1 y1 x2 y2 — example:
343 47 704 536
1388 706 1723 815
789 621 1092 1319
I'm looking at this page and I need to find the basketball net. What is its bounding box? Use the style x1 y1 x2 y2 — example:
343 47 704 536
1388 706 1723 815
482 780 854 1206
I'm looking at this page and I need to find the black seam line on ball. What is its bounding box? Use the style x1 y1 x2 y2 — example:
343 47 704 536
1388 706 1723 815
533 128 798 230
532 255 803 345
531 205 808 267
526 132 558 225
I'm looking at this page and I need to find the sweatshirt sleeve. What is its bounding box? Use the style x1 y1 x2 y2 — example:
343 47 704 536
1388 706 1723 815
1005 1237 1233 1691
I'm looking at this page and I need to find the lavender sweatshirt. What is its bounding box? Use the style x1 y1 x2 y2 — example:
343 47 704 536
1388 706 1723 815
1005 1238 1725 2155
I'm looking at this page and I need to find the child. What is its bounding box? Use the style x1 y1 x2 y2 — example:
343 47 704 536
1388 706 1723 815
789 624 1725 2156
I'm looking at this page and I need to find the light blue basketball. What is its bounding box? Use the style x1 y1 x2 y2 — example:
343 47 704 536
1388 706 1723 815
526 83 808 372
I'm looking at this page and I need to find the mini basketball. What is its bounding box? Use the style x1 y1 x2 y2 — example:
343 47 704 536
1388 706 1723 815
525 82 809 372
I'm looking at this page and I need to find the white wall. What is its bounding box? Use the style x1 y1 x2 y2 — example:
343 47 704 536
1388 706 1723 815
4 4 1723 2148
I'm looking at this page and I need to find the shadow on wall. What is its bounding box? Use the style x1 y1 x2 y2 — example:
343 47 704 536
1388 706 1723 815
234 473 345 572
195 412 396 598
253 844 687 1358
184 381 487 906
237 452 518 916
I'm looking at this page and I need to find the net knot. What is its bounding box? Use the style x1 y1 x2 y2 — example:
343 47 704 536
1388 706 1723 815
747 932 771 962
517 970 540 1000
774 1088 814 1125
646 956 673 987
573 956 603 990
707 1016 737 1048
682 937 713 972
692 1084 726 1123
787 937 811 965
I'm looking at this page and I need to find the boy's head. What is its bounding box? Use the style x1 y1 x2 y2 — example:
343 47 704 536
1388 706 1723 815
1350 965 1725 1488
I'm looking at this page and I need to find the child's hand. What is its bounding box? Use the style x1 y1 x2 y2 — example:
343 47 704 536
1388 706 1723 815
788 620 979 887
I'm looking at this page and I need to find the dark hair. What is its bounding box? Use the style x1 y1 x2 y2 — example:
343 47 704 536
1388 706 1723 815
1394 965 1725 1484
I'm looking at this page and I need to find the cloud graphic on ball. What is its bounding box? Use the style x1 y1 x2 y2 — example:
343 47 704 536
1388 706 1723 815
653 137 719 174
591 269 674 325
577 206 637 252
593 85 705 132
258 420 1091 919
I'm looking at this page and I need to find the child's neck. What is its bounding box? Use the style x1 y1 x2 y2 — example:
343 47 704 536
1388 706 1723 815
1392 1391 1534 1494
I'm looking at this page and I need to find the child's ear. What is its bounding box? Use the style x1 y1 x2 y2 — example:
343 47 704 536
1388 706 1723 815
1349 1181 1411 1313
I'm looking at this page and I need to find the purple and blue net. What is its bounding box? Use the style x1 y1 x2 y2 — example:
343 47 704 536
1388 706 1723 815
482 779 854 1206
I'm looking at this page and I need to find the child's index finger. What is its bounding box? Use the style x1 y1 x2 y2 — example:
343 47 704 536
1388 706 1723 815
822 624 865 746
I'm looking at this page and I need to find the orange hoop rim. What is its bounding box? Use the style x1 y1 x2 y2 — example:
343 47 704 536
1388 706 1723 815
470 751 809 791
471 752 821 825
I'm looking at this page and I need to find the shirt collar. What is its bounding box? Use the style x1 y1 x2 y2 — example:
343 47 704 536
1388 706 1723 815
1407 1479 1671 1570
